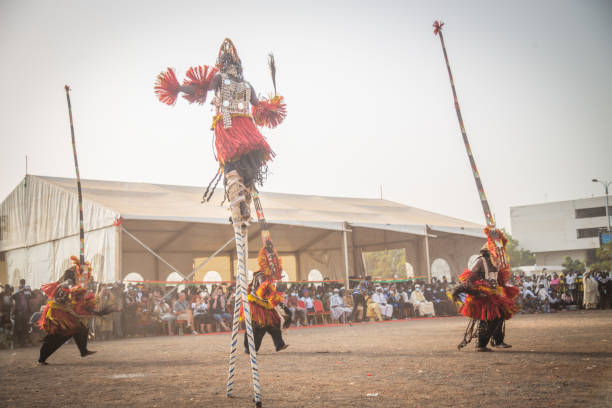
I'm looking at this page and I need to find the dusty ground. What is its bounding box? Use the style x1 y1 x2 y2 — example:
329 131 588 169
1 310 611 408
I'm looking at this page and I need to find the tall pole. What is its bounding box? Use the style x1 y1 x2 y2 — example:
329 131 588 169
433 22 495 228
65 85 86 268
433 21 510 269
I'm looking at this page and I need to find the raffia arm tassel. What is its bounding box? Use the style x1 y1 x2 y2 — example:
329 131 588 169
154 68 181 105
252 95 287 128
182 65 218 104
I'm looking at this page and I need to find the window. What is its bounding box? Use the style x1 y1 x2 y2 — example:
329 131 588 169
575 206 610 219
576 228 601 239
431 258 451 281
405 262 414 278
308 269 323 286
123 272 145 283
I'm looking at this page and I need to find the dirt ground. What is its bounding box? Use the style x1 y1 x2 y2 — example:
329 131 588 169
1 310 611 408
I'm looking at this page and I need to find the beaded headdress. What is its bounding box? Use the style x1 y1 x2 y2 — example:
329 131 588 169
216 38 243 79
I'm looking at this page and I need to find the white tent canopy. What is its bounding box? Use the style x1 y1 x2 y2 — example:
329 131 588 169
1 175 485 288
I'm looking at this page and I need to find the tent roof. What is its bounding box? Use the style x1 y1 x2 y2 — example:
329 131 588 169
34 175 483 229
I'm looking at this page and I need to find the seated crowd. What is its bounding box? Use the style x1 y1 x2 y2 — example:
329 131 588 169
0 269 610 348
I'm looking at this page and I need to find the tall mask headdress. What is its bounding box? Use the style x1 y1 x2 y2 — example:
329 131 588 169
216 38 243 79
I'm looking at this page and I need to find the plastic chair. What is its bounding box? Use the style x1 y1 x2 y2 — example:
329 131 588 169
313 299 329 324
299 300 316 325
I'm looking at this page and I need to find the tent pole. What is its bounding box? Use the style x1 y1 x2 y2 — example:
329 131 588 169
424 225 432 283
122 227 184 278
116 222 123 282
342 223 350 289
161 236 235 302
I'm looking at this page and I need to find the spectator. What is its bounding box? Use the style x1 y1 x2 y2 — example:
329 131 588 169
110 282 125 338
193 293 212 333
209 287 231 332
372 286 393 320
365 291 383 321
536 284 551 313
410 284 435 317
329 288 352 323
583 272 600 310
95 285 115 340
561 290 574 307
154 297 176 335
10 279 31 347
550 273 561 294
351 276 371 322
174 292 197 334
286 291 307 326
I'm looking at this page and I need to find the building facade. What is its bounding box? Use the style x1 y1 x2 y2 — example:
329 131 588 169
511 196 611 266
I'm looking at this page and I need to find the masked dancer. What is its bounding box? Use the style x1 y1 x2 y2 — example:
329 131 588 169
453 232 519 351
37 257 110 365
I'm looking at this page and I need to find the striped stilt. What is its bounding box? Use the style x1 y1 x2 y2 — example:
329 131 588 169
239 226 262 405
226 225 243 396
225 223 261 405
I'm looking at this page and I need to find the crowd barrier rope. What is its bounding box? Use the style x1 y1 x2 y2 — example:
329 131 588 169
124 278 431 286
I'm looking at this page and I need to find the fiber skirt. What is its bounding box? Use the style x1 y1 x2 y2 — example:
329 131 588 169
459 280 519 321
214 116 274 165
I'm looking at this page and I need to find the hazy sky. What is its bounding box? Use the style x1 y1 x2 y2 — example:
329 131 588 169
1 0 611 233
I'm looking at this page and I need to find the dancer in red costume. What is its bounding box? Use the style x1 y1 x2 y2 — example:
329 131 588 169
154 38 286 218
453 231 519 351
37 257 110 365
242 247 290 353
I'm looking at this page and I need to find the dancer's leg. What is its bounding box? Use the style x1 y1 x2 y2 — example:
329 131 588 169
73 327 92 356
39 333 70 363
267 325 286 351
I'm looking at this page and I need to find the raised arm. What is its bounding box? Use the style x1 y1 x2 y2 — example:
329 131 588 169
154 65 219 105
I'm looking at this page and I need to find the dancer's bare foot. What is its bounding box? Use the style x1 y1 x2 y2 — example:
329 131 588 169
276 344 289 352
36 361 49 366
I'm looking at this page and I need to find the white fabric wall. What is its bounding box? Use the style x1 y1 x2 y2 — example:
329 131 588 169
0 175 118 252
6 226 117 288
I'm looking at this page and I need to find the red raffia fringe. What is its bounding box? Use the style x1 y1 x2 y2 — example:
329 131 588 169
458 274 519 321
154 68 181 105
252 95 287 128
182 65 218 104
214 116 274 163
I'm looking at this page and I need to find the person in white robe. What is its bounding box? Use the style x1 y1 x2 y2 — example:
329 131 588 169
329 289 352 323
372 286 393 319
583 272 600 309
410 285 435 317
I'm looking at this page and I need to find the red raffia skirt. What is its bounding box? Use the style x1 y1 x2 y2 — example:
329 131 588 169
214 115 274 165
240 294 281 328
459 279 519 321
39 301 85 336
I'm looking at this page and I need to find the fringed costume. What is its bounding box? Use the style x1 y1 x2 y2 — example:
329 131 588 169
155 39 287 406
37 257 107 364
453 229 519 351
154 38 286 211
242 247 290 352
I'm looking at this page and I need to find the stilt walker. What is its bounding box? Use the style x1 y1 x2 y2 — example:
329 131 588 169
154 39 287 407
433 21 519 350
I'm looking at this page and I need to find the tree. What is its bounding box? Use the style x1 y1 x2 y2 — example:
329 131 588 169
502 229 536 266
562 256 586 275
588 242 612 273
